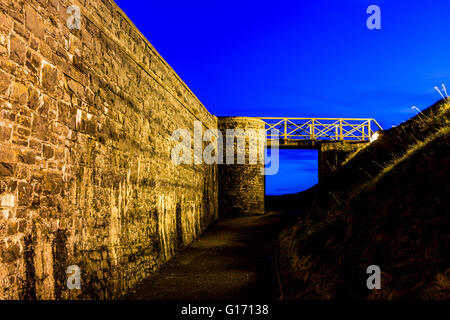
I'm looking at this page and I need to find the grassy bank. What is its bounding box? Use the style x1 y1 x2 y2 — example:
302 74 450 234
278 99 450 299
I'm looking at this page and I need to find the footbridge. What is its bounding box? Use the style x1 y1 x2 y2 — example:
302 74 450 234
255 116 383 182
256 117 383 148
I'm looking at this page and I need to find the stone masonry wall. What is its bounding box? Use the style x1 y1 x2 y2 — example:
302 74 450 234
218 117 265 217
0 0 218 299
318 142 366 181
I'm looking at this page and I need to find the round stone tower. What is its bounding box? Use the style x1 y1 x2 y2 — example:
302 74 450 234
217 117 266 217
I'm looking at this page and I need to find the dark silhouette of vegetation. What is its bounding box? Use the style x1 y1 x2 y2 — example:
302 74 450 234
278 99 450 299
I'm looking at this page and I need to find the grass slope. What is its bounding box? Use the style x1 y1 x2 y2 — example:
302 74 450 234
278 100 450 299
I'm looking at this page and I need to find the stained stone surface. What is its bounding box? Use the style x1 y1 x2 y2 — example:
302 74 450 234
0 0 219 299
218 117 266 217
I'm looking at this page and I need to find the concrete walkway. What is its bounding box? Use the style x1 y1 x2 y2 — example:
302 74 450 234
127 212 292 300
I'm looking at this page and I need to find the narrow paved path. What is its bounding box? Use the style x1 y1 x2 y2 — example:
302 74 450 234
128 212 292 300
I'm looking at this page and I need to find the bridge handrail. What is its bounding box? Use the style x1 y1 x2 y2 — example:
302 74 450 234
254 117 383 142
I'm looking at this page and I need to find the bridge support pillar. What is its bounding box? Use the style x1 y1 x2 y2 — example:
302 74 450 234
218 117 266 217
318 142 367 181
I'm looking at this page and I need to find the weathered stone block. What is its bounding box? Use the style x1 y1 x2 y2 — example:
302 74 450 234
17 111 31 128
0 125 11 142
18 150 36 165
10 35 27 65
31 114 49 140
7 222 18 235
66 78 86 101
25 5 45 39
10 81 28 105
17 126 30 137
38 41 53 62
16 164 28 180
0 59 17 76
28 87 42 110
0 46 7 57
12 137 28 147
43 171 62 194
0 145 16 162
30 37 39 51
18 220 26 232
41 63 58 93
29 139 42 151
2 242 20 263
26 52 41 75
0 11 13 31
18 181 33 206
34 96 49 117
43 144 54 159
0 193 15 208
57 100 72 125
0 162 15 177
1 110 16 122
13 22 30 41
0 69 10 96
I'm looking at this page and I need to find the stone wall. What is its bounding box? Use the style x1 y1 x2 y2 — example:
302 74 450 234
218 117 265 217
0 0 218 299
318 142 366 181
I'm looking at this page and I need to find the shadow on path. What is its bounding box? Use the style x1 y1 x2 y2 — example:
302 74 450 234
127 211 296 300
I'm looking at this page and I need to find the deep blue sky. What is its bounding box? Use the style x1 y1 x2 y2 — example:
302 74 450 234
115 0 450 195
